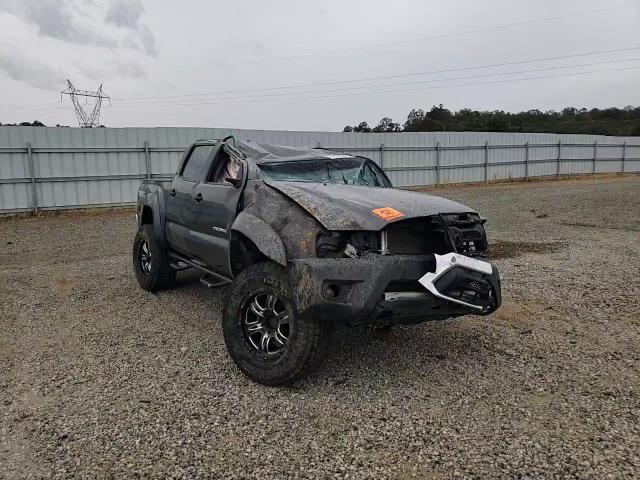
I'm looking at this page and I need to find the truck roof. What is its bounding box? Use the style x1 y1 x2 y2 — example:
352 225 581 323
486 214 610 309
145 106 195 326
236 140 354 165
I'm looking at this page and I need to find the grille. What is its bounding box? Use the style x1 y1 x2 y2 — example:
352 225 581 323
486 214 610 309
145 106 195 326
452 228 486 256
462 230 482 240
383 216 488 256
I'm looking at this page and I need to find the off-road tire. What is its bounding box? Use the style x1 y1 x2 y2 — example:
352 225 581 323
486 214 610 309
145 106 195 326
223 262 332 385
133 224 176 292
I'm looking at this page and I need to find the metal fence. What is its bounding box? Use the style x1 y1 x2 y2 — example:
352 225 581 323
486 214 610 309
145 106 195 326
1 126 639 214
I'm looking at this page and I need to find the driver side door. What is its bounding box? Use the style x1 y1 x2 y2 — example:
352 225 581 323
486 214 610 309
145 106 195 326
165 144 217 255
189 148 245 276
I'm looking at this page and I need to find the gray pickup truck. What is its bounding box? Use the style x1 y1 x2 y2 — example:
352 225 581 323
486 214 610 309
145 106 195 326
133 136 501 385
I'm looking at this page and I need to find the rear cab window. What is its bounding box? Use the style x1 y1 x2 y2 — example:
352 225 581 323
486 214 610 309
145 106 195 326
181 145 215 182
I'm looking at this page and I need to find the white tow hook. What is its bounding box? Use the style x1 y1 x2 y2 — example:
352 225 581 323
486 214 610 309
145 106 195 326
418 253 493 311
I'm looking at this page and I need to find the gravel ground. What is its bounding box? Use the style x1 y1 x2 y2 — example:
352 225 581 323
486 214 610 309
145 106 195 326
1 176 639 479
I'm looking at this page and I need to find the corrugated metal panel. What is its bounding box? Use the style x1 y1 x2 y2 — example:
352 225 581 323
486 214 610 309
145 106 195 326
1 126 639 213
0 183 30 212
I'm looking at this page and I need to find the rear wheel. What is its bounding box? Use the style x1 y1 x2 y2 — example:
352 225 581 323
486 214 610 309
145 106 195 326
223 262 331 385
133 224 176 292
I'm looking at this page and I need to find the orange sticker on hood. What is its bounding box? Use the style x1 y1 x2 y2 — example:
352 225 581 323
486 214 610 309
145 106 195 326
372 207 405 221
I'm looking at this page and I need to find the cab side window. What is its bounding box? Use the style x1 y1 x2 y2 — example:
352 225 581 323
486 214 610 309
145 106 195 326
207 149 242 184
181 145 214 182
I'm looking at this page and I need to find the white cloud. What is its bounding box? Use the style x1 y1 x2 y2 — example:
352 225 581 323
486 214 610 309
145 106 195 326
0 48 65 90
0 0 157 55
104 0 144 29
0 0 157 92
136 24 157 57
0 0 118 47
105 0 157 56
75 59 147 80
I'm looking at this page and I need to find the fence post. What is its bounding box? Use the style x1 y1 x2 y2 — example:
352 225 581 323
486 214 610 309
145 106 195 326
484 140 489 183
524 142 529 181
556 140 561 179
592 141 597 175
621 142 626 174
380 142 385 169
144 140 152 179
26 141 38 214
435 141 440 186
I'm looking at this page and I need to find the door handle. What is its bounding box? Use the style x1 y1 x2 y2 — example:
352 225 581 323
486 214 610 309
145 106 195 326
169 188 176 197
193 193 203 204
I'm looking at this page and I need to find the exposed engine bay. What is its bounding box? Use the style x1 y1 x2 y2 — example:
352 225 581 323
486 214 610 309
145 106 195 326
316 212 488 259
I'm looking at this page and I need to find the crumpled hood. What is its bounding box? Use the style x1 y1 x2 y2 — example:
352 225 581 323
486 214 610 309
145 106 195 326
264 180 475 231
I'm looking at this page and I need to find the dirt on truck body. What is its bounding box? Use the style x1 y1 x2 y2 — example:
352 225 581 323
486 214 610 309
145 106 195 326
133 136 502 384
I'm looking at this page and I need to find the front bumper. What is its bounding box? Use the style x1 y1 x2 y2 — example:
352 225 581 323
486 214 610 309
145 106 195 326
288 254 501 326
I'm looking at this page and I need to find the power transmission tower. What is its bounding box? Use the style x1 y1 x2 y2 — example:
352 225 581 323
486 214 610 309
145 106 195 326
60 79 111 128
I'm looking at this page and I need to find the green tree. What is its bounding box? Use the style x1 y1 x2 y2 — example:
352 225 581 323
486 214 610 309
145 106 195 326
353 121 372 133
403 108 425 131
372 117 401 132
341 104 640 136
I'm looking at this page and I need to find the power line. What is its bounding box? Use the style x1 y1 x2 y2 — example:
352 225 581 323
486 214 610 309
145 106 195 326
9 61 640 116
113 57 640 106
116 46 640 103
6 64 639 119
9 44 637 113
149 2 639 75
104 65 640 109
12 46 628 113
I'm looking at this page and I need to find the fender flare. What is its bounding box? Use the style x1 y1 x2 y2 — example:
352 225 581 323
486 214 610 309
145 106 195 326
137 186 168 248
230 212 287 266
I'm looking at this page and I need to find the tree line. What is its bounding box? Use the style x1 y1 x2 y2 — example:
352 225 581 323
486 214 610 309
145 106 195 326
343 105 640 136
4 106 640 135
0 121 100 127
0 120 48 127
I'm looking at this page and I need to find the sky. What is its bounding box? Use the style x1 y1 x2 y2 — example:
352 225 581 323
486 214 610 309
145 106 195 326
0 0 639 131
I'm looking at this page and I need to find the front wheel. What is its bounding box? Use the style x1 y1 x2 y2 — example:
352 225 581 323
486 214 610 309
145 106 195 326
223 262 332 385
133 224 176 292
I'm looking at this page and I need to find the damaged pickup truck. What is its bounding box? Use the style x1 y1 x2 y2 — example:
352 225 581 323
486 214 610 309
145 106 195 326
133 136 501 385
